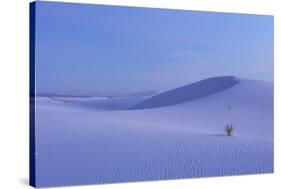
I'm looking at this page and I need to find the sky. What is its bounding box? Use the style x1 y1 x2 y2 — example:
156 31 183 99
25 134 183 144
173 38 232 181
34 1 273 96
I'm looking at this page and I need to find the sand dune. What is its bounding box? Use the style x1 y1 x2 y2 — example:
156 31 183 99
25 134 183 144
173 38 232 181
34 77 273 187
130 76 239 109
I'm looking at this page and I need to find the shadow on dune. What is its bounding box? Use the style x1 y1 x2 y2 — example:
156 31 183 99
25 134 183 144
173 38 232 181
130 76 239 110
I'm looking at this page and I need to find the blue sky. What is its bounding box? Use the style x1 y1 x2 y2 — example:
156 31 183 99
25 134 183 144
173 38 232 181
35 1 273 96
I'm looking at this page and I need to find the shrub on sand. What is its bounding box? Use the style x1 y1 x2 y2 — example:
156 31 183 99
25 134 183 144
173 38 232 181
225 124 233 136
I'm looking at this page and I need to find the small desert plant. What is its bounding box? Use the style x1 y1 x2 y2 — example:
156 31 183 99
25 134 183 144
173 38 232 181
225 124 233 136
227 104 232 110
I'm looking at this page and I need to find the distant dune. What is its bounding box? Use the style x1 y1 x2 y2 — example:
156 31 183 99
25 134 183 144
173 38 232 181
130 76 239 109
129 90 157 97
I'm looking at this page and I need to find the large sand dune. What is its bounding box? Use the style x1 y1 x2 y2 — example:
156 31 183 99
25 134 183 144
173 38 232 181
34 77 273 187
130 76 239 109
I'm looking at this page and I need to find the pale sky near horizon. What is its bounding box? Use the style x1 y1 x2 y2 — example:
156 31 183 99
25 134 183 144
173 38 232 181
34 1 273 96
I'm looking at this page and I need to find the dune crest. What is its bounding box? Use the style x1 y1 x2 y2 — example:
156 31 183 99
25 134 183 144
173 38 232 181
130 76 239 109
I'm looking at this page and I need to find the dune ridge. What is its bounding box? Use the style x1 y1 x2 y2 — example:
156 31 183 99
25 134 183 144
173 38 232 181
130 76 239 109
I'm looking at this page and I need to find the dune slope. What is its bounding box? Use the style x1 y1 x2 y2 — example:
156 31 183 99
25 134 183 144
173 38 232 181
130 76 239 109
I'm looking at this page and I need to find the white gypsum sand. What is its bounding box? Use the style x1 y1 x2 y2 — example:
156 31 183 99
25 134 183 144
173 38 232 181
34 76 273 187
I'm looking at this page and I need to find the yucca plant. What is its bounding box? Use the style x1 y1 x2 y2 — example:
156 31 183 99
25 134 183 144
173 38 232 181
225 124 233 136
